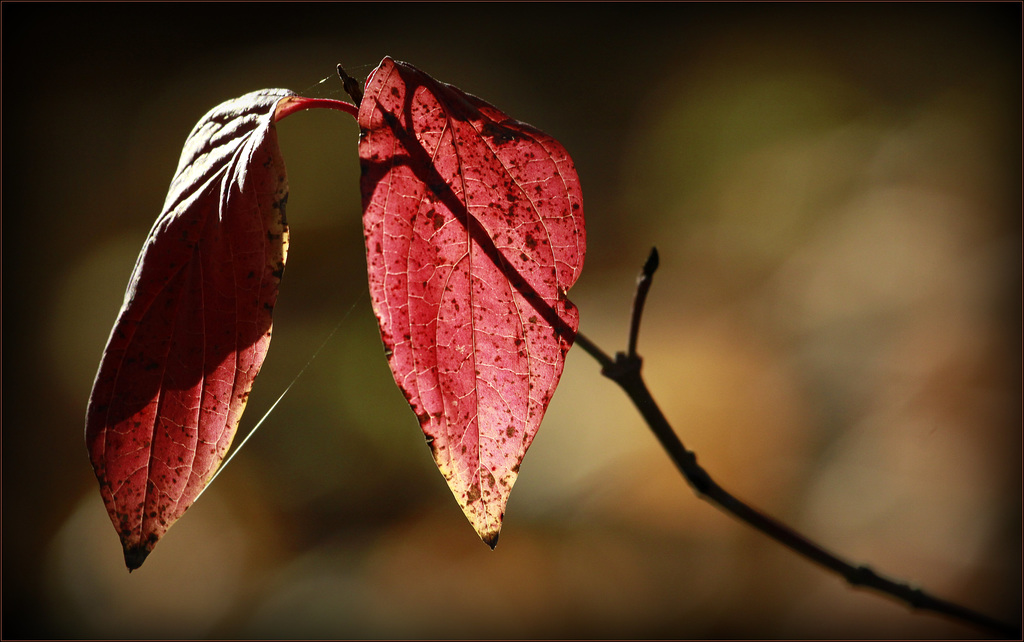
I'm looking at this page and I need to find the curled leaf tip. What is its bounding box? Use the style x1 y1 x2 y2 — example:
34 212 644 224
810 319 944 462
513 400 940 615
124 546 150 572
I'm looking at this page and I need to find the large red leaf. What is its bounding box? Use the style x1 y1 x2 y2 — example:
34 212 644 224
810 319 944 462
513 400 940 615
359 57 586 546
85 89 298 570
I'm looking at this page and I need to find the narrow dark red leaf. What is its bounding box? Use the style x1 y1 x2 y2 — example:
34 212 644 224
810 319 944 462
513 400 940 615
358 57 586 546
85 89 295 570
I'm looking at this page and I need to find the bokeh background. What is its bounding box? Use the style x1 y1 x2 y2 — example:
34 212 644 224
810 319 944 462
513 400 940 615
3 3 1020 639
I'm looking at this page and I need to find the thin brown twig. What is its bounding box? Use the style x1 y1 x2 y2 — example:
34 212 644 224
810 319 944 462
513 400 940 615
571 248 1019 639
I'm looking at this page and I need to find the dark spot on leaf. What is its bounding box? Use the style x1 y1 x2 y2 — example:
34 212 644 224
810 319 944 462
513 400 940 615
481 121 522 145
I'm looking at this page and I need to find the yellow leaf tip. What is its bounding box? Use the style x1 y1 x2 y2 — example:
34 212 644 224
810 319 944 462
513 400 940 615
481 530 500 550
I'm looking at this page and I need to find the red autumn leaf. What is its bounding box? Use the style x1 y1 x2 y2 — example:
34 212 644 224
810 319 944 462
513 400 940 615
358 57 586 546
85 89 299 570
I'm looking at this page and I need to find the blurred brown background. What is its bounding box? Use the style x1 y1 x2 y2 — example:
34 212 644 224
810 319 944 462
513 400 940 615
3 3 1020 638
